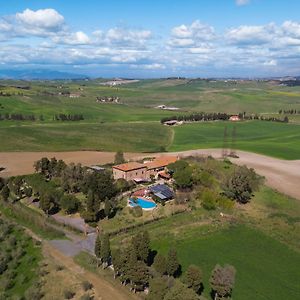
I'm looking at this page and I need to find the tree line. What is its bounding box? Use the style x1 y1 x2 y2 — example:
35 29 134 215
0 113 38 121
53 114 84 121
160 112 289 124
0 113 84 121
94 230 236 300
279 109 300 114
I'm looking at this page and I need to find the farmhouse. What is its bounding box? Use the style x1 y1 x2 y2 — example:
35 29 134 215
112 155 178 181
229 115 240 121
145 156 178 178
113 162 147 181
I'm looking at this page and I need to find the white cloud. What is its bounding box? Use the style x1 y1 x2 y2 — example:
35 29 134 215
54 31 90 45
236 0 250 6
16 8 64 29
263 60 277 66
226 24 275 45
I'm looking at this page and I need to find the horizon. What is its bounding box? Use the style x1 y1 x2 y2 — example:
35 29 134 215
1 0 300 77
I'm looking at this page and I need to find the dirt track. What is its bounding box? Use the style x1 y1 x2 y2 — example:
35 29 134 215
1 149 299 200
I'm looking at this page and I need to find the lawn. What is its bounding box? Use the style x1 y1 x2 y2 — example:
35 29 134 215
169 121 300 159
152 225 300 300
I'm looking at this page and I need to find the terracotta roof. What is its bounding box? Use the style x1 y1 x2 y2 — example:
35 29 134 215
145 156 178 170
113 162 146 172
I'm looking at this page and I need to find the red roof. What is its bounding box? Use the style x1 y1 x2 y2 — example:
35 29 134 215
113 162 146 172
145 156 178 170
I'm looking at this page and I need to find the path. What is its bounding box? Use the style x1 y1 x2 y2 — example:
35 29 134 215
1 149 299 199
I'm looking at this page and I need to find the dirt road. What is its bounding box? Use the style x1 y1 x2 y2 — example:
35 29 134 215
1 149 299 200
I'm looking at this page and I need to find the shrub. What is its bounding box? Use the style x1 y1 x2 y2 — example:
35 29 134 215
63 289 75 299
82 280 93 291
201 189 218 210
80 295 93 300
55 264 65 271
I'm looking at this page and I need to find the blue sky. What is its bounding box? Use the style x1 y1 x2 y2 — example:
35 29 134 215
1 0 300 77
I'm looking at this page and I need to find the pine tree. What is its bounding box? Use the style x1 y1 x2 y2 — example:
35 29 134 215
166 248 180 277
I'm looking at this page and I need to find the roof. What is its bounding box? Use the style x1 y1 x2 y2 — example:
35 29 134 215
149 184 174 200
113 162 146 172
145 156 178 170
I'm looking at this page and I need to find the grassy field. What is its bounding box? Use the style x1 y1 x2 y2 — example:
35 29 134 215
109 181 300 300
169 121 300 159
1 79 300 158
152 225 300 300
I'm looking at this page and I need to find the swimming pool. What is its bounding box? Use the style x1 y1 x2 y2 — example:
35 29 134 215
129 198 157 210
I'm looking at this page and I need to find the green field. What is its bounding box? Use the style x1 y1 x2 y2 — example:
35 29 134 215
169 121 300 159
152 225 300 300
1 79 300 158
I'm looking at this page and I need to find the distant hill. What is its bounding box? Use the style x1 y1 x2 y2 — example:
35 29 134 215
0 69 89 80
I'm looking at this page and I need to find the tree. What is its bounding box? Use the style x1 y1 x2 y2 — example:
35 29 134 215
60 194 80 214
100 234 111 267
1 185 10 201
173 167 193 189
39 192 59 215
24 187 33 198
164 280 200 300
104 198 111 218
132 231 150 262
114 151 125 165
147 277 169 300
210 264 236 300
183 265 203 294
94 234 101 267
169 160 193 189
152 254 167 275
166 248 180 277
0 177 5 191
128 260 149 292
39 193 52 215
223 166 261 203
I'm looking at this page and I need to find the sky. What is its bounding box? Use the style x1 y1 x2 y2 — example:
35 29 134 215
1 0 300 77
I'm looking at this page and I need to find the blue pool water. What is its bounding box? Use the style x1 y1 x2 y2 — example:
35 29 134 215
129 198 157 209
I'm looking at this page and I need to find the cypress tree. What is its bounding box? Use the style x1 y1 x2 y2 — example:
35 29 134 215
166 248 180 277
94 234 101 267
100 233 111 267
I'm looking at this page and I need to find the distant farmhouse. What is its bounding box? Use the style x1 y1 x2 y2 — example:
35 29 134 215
112 156 178 182
155 104 179 111
163 120 183 126
229 115 240 121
